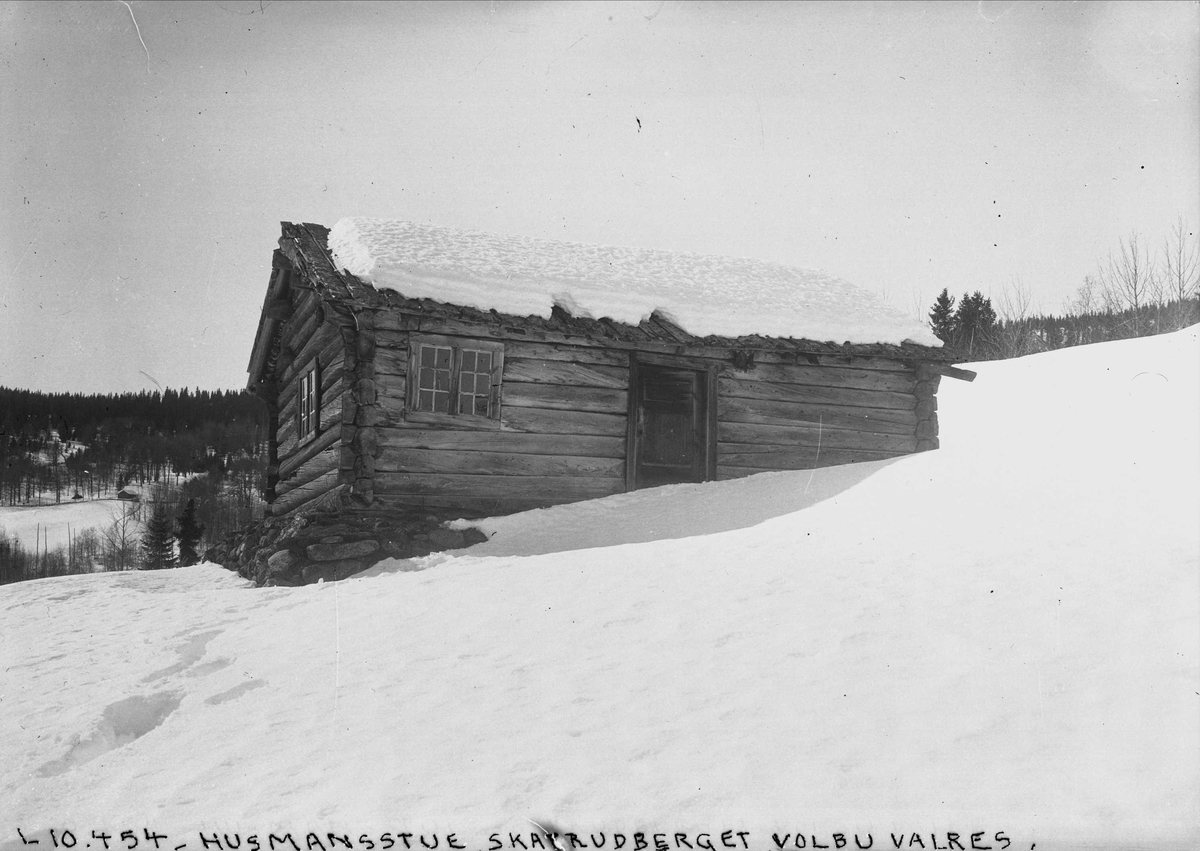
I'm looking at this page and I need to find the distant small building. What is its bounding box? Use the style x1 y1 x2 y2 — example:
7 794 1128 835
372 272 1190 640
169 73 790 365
71 491 85 501
117 488 140 501
247 219 973 519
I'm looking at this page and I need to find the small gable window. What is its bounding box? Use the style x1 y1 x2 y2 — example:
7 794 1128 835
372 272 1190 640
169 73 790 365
298 360 320 441
408 335 503 423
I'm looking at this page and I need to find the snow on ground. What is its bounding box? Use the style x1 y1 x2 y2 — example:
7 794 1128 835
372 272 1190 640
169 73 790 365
329 218 938 346
0 499 138 552
1 329 1197 850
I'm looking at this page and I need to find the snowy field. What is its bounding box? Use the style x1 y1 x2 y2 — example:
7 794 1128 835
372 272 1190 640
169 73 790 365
1 328 1197 851
0 499 137 552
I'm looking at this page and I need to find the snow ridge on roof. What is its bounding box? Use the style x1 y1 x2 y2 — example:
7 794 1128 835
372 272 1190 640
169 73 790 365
328 217 940 347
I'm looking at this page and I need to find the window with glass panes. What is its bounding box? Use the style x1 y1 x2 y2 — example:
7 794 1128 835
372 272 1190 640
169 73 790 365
457 348 494 416
298 361 319 440
416 344 453 413
409 336 503 421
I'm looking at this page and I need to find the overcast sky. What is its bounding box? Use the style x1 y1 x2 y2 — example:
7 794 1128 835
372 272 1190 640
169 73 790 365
2 0 1197 394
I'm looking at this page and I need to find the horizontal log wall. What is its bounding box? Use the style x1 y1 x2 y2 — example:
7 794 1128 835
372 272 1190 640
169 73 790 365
715 359 921 478
716 447 899 479
276 365 344 455
270 286 347 514
275 442 341 497
275 306 935 516
272 470 344 516
370 334 630 514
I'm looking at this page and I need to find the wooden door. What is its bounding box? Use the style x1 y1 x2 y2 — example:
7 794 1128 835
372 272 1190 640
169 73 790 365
631 364 709 488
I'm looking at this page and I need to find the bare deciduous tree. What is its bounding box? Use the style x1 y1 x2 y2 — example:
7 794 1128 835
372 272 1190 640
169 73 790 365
994 276 1045 357
100 504 141 571
996 275 1035 322
1161 216 1199 303
75 528 100 570
1098 230 1157 335
1065 275 1101 316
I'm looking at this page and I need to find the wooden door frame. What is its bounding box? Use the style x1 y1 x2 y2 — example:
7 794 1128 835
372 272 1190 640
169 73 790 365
625 352 718 491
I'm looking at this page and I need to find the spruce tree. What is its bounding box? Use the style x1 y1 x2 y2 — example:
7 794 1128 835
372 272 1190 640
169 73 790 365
176 498 205 566
928 288 957 343
955 291 998 356
140 504 177 570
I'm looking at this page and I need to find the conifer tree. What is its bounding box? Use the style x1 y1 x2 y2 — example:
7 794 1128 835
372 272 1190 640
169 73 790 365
176 498 205 566
928 288 957 343
955 291 998 356
140 504 177 570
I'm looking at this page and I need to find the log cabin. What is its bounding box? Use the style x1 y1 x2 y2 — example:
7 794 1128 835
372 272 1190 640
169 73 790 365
247 219 973 519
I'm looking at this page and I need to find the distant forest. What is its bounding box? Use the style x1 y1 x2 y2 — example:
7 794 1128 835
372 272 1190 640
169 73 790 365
929 292 1199 362
928 219 1199 360
0 387 268 584
0 387 267 501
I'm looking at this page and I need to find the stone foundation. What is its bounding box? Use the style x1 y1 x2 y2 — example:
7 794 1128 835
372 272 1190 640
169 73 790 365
206 509 488 586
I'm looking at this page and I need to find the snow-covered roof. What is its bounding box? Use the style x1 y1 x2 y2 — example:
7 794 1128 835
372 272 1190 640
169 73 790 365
328 218 940 347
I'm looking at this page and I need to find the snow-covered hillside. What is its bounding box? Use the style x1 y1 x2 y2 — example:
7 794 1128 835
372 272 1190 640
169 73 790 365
1 329 1197 850
0 499 138 552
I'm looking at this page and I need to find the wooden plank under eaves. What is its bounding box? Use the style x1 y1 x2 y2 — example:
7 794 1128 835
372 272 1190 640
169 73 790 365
647 312 692 344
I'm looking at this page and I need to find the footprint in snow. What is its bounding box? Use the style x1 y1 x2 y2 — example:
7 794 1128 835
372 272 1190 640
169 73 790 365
142 629 225 682
204 680 266 705
38 691 181 776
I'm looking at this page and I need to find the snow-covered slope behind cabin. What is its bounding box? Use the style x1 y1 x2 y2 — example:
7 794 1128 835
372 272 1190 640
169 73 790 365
0 499 138 552
1 328 1196 849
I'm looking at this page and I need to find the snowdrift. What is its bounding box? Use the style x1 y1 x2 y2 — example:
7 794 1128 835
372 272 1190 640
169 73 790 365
1 328 1196 850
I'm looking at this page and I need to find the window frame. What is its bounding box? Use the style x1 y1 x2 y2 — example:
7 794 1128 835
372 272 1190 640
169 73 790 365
297 359 321 444
405 334 505 429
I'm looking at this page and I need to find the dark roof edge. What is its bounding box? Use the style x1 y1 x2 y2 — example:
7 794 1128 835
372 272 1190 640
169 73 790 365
246 248 289 389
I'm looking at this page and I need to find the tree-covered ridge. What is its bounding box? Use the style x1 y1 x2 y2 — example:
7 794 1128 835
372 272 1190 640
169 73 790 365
1 386 270 580
928 289 1198 361
0 386 264 445
928 218 1199 361
0 387 269 584
0 387 268 504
